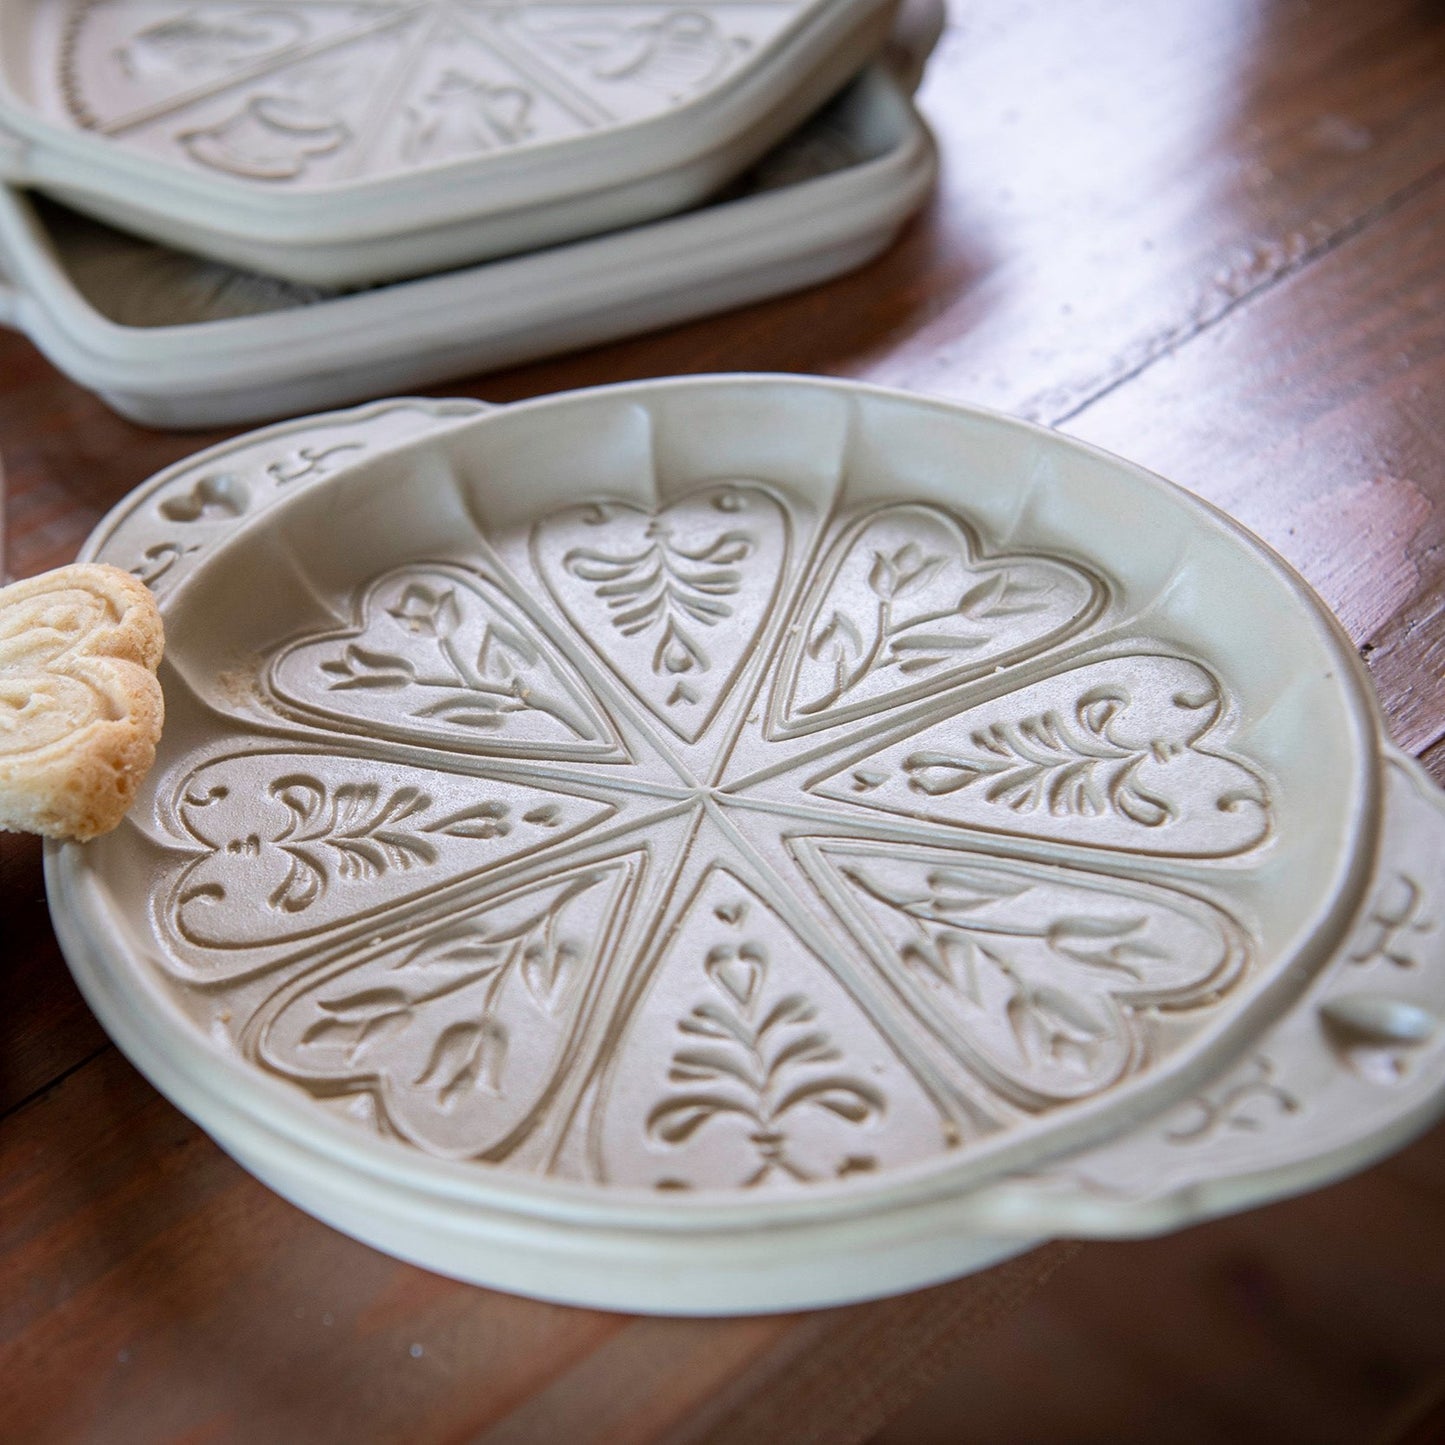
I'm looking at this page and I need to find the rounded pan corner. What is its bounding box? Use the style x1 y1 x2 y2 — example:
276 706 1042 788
954 743 1445 1241
0 65 937 428
0 0 904 285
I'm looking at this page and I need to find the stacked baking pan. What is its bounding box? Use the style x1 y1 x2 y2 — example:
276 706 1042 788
0 0 941 425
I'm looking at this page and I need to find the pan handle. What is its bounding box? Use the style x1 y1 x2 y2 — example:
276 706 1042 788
80 398 496 595
954 745 1445 1238
886 0 947 94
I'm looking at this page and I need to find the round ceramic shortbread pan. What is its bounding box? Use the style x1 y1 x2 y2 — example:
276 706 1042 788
47 379 1445 1313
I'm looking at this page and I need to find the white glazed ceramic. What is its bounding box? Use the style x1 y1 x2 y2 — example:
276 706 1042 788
0 63 935 428
47 378 1445 1314
0 0 900 284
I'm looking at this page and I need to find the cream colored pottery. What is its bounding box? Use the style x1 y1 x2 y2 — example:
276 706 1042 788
0 0 901 283
0 63 935 428
46 379 1445 1314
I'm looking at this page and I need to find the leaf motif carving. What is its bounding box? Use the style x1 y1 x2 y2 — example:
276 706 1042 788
257 862 640 1157
867 543 946 601
300 987 412 1058
321 643 416 690
430 801 510 840
815 656 1272 858
562 528 749 654
263 778 445 904
648 1094 752 1145
812 843 1248 1108
270 565 621 758
618 872 924 1190
414 1018 508 1106
901 697 1178 827
534 486 789 742
774 504 1103 735
168 755 616 959
521 936 578 1013
774 1078 881 1125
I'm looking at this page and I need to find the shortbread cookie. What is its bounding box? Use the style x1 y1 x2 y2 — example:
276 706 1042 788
0 563 164 841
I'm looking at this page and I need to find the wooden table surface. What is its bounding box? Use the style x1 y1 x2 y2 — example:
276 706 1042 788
4 1 1445 1440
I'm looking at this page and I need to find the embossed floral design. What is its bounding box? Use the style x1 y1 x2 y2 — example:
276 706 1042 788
165 753 615 961
816 655 1271 857
811 845 1245 1105
773 505 1104 736
63 2 800 178
562 521 751 673
649 940 883 1186
257 861 641 1155
903 689 1179 826
297 880 585 1072
262 777 510 913
127 452 1278 1191
798 542 1051 718
535 485 788 739
270 565 620 755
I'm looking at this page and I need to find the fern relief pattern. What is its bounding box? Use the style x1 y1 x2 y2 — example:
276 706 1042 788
817 655 1272 857
534 484 789 740
647 946 882 1186
563 526 747 674
594 869 951 1190
246 776 510 915
904 691 1178 828
166 752 614 959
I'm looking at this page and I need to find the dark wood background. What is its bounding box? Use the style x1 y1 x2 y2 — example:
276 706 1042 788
3 1 1444 1440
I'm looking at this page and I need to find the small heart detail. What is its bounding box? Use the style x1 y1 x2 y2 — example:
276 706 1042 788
158 472 249 523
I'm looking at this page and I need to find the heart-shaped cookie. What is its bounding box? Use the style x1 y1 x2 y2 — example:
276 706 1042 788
0 564 164 840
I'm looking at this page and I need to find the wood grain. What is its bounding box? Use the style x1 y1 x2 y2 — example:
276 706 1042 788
878 1126 1445 1444
0 833 108 1118
1064 172 1445 753
3 0 1444 1440
0 1046 1072 1444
